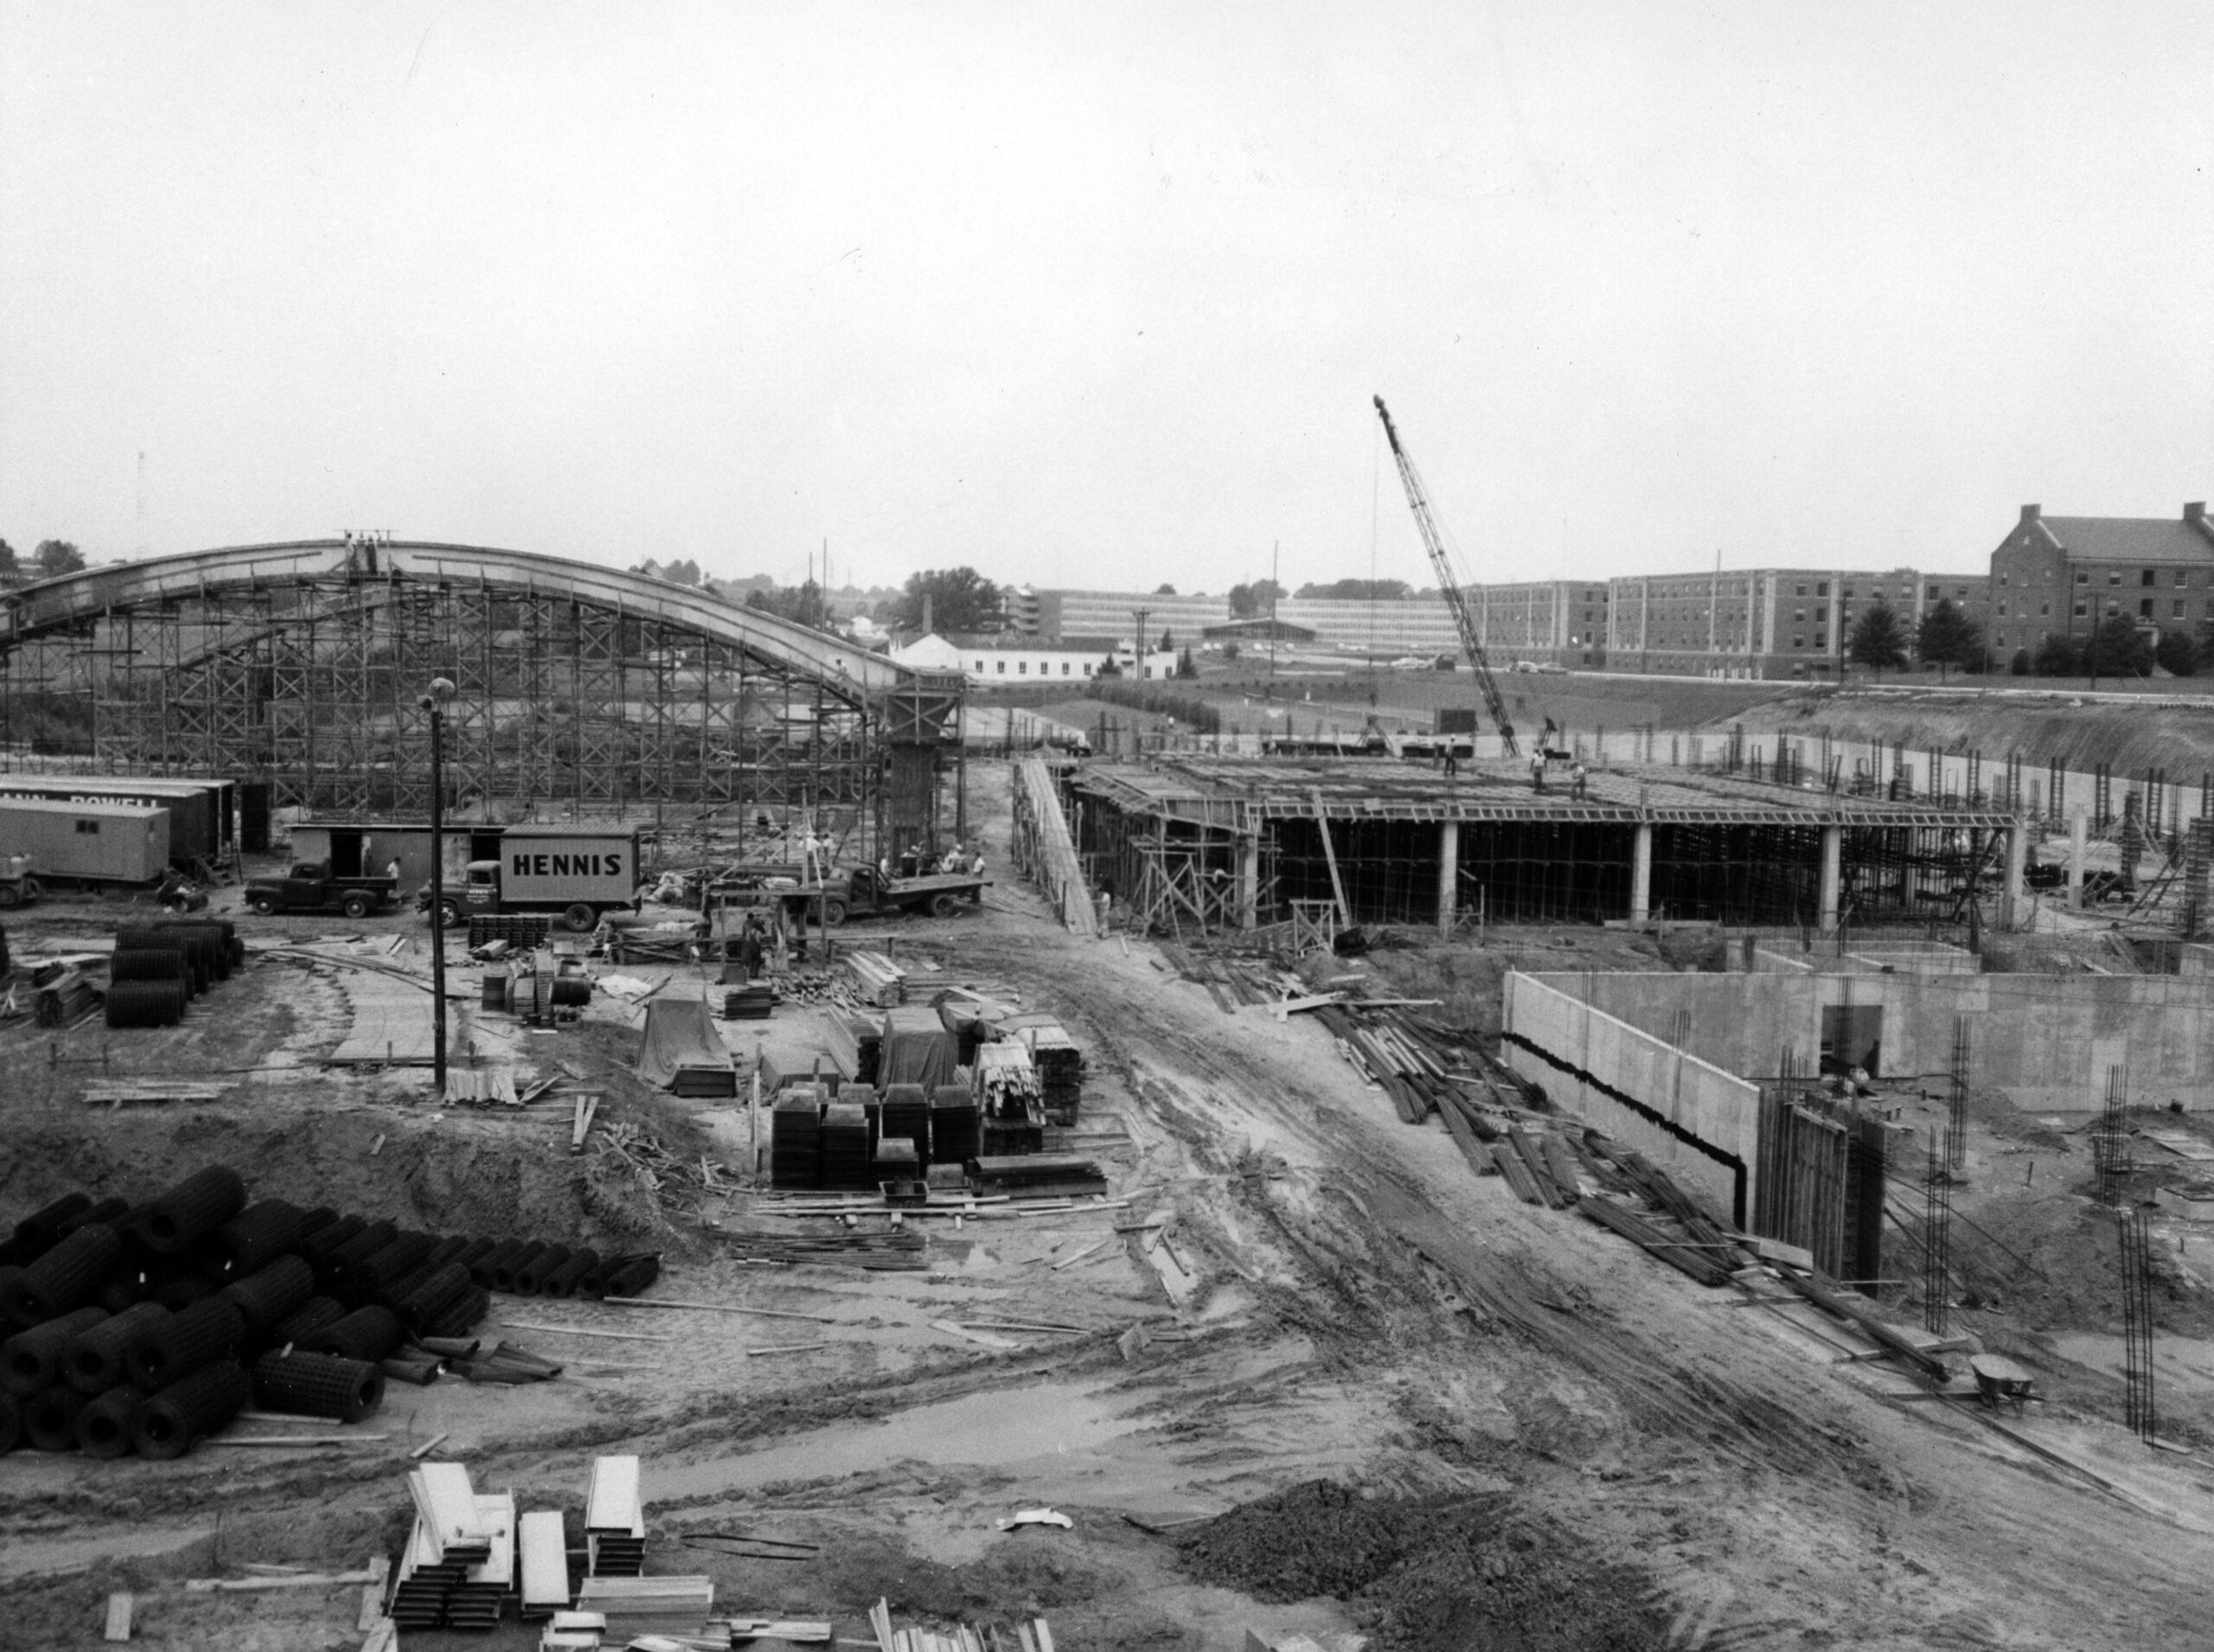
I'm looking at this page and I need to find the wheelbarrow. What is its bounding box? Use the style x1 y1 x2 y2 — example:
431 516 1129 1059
1969 1353 2038 1412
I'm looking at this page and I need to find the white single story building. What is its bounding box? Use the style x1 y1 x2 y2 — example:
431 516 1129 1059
890 633 1180 684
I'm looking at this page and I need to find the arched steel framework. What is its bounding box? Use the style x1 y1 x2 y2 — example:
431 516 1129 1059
0 538 957 832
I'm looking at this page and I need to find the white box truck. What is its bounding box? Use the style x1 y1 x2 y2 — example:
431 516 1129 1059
422 824 642 932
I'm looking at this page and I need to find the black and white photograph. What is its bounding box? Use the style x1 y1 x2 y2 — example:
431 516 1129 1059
2 4 2211 1648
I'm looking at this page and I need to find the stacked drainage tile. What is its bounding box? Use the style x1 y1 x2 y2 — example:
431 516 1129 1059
0 1169 662 1460
105 918 246 1030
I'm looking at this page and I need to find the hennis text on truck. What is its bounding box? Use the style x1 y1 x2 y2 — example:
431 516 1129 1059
436 824 641 932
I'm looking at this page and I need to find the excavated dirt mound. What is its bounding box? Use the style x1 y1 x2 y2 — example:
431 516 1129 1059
1178 1480 1667 1651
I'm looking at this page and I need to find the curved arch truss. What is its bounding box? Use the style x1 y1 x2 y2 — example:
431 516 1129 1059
0 538 957 823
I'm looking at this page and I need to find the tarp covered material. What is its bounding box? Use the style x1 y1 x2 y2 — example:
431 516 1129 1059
879 1005 958 1092
635 996 735 1090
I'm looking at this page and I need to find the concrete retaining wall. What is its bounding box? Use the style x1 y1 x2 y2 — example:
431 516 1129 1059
1518 968 2214 1117
1502 973 1761 1224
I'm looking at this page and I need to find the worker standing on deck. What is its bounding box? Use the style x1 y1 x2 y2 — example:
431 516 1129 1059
1531 750 1546 793
1571 761 1588 800
1443 747 1459 778
738 915 765 982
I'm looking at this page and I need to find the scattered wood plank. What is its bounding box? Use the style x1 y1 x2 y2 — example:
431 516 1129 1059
747 1341 830 1358
497 1321 674 1343
204 1435 391 1449
103 1591 132 1642
355 1557 391 1631
407 1432 450 1460
929 1320 1021 1349
603 1295 836 1324
184 1567 384 1591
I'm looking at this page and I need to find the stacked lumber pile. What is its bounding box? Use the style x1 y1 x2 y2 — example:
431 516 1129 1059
841 950 905 1008
721 984 774 1021
33 961 102 1028
824 1014 882 1085
969 1155 1106 1199
1313 1003 1460 1122
713 1227 929 1270
999 1017 1081 1126
585 1453 647 1575
394 1466 514 1630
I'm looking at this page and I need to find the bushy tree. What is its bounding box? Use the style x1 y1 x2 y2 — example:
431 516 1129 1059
1157 629 1174 651
1097 652 1122 678
1154 582 1177 596
1227 579 1284 618
2033 634 2080 676
1222 640 1241 662
1295 578 1411 601
1916 598 1983 681
0 540 16 586
895 567 1001 634
2083 614 2153 680
745 579 830 631
32 540 85 578
2010 648 2032 676
1175 647 1198 679
1847 600 1910 678
2156 630 2200 677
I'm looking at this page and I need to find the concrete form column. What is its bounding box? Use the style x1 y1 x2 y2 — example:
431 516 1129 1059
1629 822 1654 925
1437 819 1459 935
2002 817 2030 931
2069 805 2088 911
1237 835 1259 931
1818 823 1843 935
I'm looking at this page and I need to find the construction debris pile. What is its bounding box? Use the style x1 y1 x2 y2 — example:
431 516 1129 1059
374 1452 1059 1649
0 1169 660 1459
768 996 1084 1191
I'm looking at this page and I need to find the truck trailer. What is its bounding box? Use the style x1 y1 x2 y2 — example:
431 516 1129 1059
0 775 233 867
0 798 172 889
425 824 642 932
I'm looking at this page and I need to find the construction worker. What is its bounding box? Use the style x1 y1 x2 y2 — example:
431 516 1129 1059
1571 761 1589 800
1531 750 1546 793
970 848 987 877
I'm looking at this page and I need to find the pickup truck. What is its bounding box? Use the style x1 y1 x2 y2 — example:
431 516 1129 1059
745 865 990 927
244 862 398 920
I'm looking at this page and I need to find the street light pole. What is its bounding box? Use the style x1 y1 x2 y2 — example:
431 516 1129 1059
421 676 457 1095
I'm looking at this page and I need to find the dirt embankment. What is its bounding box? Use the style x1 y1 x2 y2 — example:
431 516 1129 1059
1714 686 2214 777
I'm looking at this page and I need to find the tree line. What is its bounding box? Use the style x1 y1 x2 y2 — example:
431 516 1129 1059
1846 595 2200 681
0 540 89 586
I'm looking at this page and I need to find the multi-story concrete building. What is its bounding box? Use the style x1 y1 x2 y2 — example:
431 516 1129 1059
1986 503 2214 660
1603 567 1988 677
1034 561 1993 679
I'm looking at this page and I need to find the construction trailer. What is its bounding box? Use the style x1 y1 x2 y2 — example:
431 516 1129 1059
0 797 171 888
0 774 234 867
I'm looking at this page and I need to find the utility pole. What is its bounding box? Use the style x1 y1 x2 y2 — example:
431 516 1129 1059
1269 541 1280 687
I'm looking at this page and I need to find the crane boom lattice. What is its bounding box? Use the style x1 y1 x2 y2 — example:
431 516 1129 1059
1372 395 1519 758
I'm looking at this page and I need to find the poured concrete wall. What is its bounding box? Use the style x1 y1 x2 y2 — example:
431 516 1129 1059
1518 969 2214 1118
1501 972 1761 1224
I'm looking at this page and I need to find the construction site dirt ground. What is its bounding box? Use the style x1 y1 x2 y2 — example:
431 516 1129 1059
4 763 2214 1650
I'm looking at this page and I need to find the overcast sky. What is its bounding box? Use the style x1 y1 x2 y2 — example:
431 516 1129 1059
3 3 2210 597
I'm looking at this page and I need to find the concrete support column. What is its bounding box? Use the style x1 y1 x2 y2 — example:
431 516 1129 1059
1629 822 1654 925
1237 834 1259 931
2002 817 2030 931
2069 804 2088 910
1437 818 1459 935
1818 823 1843 935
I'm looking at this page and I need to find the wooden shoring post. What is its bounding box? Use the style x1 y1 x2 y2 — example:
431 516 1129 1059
1310 790 1351 928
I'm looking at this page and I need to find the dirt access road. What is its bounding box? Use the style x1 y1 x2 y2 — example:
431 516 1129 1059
3 759 2211 1649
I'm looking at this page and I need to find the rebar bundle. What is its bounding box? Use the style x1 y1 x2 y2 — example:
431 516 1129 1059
2119 1207 2157 1443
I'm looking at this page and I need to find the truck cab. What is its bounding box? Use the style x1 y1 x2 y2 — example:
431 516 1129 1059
244 861 394 919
